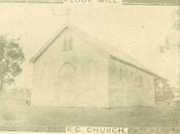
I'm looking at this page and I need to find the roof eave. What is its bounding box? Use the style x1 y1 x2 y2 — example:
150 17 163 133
110 55 167 81
30 25 69 63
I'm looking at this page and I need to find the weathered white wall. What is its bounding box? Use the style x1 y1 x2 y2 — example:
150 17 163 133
108 58 155 107
31 28 109 107
32 27 156 108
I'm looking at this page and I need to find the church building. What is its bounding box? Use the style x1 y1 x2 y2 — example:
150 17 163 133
30 25 170 108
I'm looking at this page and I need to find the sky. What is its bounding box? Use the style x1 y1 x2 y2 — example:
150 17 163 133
0 3 178 89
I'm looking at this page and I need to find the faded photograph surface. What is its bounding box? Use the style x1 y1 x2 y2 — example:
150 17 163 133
0 2 179 134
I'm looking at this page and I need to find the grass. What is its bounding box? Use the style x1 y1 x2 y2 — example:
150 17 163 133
0 91 179 132
0 105 179 132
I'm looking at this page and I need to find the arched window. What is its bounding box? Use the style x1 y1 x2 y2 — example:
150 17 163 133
136 75 143 87
88 60 95 88
62 37 73 51
119 68 123 80
154 78 165 101
56 63 76 91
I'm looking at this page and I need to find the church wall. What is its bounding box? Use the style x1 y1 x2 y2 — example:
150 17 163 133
31 27 157 108
31 28 109 107
108 57 155 107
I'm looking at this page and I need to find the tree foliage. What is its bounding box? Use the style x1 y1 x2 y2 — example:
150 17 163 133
0 36 25 90
175 8 180 31
160 8 180 53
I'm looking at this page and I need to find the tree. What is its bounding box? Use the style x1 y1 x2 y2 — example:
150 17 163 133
160 8 180 102
174 8 180 31
0 36 25 91
160 8 180 51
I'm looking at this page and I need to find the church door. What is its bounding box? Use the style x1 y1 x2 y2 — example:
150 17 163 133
55 63 76 106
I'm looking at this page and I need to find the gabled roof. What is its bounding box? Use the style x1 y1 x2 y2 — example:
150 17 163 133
30 25 167 81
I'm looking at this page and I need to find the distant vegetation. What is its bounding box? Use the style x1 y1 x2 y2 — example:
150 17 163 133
0 36 25 92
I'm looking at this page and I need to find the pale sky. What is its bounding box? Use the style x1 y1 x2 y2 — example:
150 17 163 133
0 4 178 88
